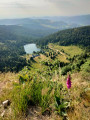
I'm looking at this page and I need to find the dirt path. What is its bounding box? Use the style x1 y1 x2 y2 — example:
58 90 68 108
49 45 67 60
27 106 60 120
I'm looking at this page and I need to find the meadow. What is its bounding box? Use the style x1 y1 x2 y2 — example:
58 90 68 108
0 44 90 120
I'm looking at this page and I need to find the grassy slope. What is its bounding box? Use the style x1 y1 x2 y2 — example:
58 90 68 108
48 43 84 64
0 72 18 101
0 45 90 120
49 43 84 57
17 45 90 120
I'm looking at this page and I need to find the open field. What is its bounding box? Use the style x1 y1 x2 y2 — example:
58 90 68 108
49 43 84 57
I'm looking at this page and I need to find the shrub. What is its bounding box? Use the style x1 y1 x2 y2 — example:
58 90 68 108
53 96 69 116
80 60 90 72
61 65 71 75
19 74 31 83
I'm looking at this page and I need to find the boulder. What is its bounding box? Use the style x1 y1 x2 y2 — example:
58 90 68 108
2 100 10 108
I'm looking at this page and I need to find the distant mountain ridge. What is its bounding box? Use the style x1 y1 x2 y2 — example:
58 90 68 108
37 26 90 47
0 18 78 29
0 15 90 38
0 25 58 38
33 14 90 26
0 19 79 38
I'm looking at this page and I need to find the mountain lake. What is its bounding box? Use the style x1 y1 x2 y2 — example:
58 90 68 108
24 43 40 54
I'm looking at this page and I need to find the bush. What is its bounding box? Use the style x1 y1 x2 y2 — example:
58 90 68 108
61 65 71 75
53 95 69 116
80 60 90 72
19 74 31 84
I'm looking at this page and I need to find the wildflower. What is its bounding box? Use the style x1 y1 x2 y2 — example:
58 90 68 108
66 74 71 89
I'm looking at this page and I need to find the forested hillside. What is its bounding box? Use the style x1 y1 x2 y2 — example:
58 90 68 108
0 25 57 38
37 26 90 47
0 25 90 72
0 25 35 44
0 25 34 72
0 23 90 120
0 18 80 38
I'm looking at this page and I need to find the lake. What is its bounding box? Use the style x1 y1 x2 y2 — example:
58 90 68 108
24 43 40 54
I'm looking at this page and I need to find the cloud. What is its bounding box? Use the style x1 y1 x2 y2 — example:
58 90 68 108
45 0 75 11
46 0 90 7
46 0 90 15
0 0 90 18
0 1 33 8
14 2 33 9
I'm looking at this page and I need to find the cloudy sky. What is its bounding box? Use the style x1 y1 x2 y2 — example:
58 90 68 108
0 0 90 18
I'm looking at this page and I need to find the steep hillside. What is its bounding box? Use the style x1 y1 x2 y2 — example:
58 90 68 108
0 25 31 72
0 44 90 120
0 25 36 42
37 26 90 47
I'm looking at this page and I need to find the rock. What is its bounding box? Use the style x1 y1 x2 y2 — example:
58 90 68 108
1 110 5 117
2 100 10 108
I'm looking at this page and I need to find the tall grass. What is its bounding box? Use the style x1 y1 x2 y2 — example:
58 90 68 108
12 83 31 117
11 74 70 119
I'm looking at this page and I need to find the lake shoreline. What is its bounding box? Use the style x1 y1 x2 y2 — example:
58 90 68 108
24 43 40 54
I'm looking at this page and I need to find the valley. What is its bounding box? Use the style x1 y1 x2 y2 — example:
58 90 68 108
0 42 90 120
0 15 90 120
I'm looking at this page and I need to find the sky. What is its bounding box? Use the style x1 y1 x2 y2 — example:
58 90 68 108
0 0 90 18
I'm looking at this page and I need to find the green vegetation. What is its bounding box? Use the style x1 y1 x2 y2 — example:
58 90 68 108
8 42 89 118
12 72 70 119
0 18 81 38
0 25 33 72
81 58 90 72
0 43 90 120
0 24 90 120
49 43 84 57
37 26 90 48
0 25 89 72
10 47 90 119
